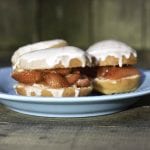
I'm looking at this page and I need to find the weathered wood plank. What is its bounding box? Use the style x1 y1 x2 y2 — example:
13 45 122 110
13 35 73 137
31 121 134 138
137 51 150 69
0 46 18 65
0 0 38 48
91 0 143 49
0 124 150 150
144 0 150 49
39 0 90 48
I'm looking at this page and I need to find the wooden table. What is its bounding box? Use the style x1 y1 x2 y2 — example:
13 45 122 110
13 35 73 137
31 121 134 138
0 51 150 150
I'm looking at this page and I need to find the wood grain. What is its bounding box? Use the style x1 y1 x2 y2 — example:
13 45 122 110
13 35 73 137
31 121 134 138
144 0 150 49
0 124 150 150
0 0 38 48
91 0 143 49
0 0 39 65
39 0 90 48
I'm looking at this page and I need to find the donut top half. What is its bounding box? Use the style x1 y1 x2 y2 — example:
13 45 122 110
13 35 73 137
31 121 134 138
11 39 67 65
87 40 137 67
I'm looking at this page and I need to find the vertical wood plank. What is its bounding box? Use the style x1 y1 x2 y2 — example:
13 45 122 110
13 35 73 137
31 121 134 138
0 0 39 62
91 0 143 49
144 0 150 49
39 0 90 48
0 0 38 55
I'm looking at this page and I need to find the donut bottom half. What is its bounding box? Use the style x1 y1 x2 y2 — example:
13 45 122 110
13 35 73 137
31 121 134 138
15 83 93 97
93 75 140 94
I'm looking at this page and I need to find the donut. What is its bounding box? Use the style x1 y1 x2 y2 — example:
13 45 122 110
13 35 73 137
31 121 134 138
12 46 93 97
87 40 141 94
11 39 68 65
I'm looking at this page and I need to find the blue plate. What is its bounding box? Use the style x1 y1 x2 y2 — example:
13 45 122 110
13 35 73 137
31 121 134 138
0 67 149 117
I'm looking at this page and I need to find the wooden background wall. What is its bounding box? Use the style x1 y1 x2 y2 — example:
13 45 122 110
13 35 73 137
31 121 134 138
0 0 150 64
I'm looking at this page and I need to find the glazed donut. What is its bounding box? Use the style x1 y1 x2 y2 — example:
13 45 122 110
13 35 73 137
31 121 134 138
14 46 92 70
11 39 68 65
12 46 93 97
87 40 141 94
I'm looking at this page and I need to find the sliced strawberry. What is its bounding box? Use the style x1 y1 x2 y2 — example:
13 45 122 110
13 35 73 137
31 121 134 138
66 73 80 85
76 76 91 87
97 66 140 80
43 73 69 88
12 70 42 84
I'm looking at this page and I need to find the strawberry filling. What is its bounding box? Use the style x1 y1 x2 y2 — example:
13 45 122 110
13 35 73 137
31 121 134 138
97 66 140 80
12 68 91 88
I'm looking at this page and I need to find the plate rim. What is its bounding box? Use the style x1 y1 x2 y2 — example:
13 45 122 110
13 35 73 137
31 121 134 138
0 67 150 103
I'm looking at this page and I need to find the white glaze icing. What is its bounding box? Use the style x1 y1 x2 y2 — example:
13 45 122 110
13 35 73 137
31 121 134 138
16 83 92 97
14 46 92 70
12 39 67 64
74 88 80 97
87 40 137 67
47 88 64 97
16 84 42 96
16 83 64 97
73 85 81 97
26 85 42 96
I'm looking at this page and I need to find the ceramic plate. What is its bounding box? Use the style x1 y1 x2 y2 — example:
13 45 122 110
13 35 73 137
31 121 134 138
0 67 149 117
